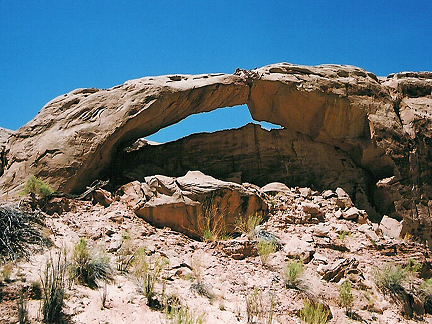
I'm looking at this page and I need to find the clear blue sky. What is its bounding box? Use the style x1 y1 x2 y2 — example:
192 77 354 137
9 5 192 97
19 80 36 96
1 1 431 142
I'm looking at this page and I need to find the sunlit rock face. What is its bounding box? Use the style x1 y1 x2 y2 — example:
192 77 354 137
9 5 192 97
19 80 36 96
1 63 432 241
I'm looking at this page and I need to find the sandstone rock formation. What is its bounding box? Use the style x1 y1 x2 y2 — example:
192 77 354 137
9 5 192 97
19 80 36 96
0 127 13 177
1 63 432 242
117 171 267 239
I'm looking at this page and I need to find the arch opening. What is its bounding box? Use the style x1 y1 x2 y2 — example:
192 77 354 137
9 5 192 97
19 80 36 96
145 105 283 144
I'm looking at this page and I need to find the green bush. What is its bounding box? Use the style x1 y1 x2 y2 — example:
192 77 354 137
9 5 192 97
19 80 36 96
299 300 330 324
284 260 304 289
20 175 53 198
133 249 168 308
69 238 113 289
338 280 353 312
418 279 432 313
40 250 67 324
257 240 276 265
372 263 407 297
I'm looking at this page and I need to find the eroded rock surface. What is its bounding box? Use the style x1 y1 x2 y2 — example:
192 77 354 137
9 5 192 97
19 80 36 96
1 63 432 242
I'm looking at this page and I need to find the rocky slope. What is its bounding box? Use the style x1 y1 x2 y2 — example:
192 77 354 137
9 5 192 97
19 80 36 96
1 63 431 243
1 179 431 324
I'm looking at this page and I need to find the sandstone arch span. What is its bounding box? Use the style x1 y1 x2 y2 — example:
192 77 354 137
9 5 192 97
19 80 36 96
2 63 432 236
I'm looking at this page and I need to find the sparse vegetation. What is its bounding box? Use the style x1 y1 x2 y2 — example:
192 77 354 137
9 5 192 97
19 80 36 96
235 213 263 238
338 280 353 313
69 238 114 289
197 200 228 242
372 263 407 298
116 231 135 272
245 287 276 324
405 258 422 274
19 175 53 199
338 230 350 241
0 204 44 261
257 239 276 265
189 257 214 301
40 250 67 324
133 248 169 308
418 278 432 313
163 302 206 324
299 299 330 324
284 260 304 289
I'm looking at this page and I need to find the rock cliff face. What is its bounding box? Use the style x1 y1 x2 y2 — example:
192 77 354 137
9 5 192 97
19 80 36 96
1 63 431 241
0 127 13 177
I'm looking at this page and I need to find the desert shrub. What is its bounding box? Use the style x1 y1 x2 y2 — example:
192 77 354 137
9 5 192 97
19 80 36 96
338 280 353 312
245 287 276 324
418 279 432 314
257 239 276 265
20 175 53 198
0 204 44 261
299 300 330 324
69 238 113 289
235 213 263 238
40 250 67 324
405 258 422 274
189 257 214 301
196 200 228 242
163 302 206 324
133 249 168 308
116 231 135 272
284 260 304 289
372 263 407 297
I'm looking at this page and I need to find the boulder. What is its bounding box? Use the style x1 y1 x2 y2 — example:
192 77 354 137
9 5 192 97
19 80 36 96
261 182 291 194
336 187 353 209
379 215 404 239
283 235 315 263
117 171 267 240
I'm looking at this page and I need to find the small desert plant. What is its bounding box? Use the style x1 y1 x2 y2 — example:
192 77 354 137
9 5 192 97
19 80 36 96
189 257 214 301
235 213 263 238
40 250 67 324
163 302 206 324
299 299 330 324
133 249 168 308
405 258 422 274
17 287 30 324
69 238 113 289
338 280 353 313
284 260 304 289
418 278 432 313
0 204 44 261
245 287 276 324
196 201 228 242
116 231 135 272
338 231 350 241
257 239 276 265
372 263 407 298
20 175 53 198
